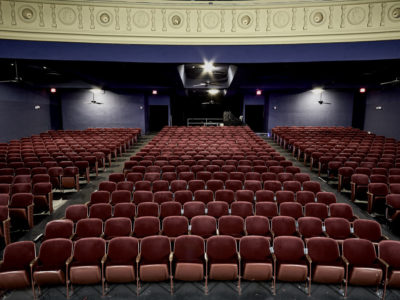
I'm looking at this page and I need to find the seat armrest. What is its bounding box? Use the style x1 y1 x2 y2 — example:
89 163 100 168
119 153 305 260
377 257 389 269
270 230 275 239
237 252 241 262
30 257 39 269
101 254 107 265
136 253 141 264
382 235 389 240
66 255 74 267
306 254 312 264
169 252 174 262
341 256 349 266
204 253 208 263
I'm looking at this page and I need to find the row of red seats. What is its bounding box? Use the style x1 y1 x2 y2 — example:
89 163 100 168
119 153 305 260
54 211 386 248
115 170 307 183
273 126 400 223
97 178 321 195
70 198 349 222
2 235 399 297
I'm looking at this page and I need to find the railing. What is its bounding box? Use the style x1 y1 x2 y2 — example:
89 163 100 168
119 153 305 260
187 118 224 127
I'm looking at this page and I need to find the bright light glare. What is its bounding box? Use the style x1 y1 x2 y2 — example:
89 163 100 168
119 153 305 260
256 89 262 96
50 88 56 93
311 88 324 94
90 88 104 94
359 88 366 93
208 89 219 95
203 61 215 73
152 90 158 95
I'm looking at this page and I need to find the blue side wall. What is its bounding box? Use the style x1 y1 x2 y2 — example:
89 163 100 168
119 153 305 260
0 84 53 142
61 90 146 133
364 87 400 140
267 90 354 132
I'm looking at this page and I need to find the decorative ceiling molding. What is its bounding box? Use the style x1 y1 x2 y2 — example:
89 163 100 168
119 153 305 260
0 0 399 45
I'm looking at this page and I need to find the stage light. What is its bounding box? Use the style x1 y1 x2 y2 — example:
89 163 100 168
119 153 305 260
208 89 219 95
359 87 366 93
256 89 262 96
203 61 215 73
152 90 158 95
50 88 56 93
311 88 324 94
90 88 104 94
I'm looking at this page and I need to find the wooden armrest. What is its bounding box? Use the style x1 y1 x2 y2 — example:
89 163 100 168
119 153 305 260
66 255 74 266
136 253 141 263
101 254 107 265
306 254 312 264
204 253 208 262
377 257 389 269
341 256 349 266
30 257 39 269
169 252 174 262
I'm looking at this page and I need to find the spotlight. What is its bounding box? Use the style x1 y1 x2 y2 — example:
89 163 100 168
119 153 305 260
203 61 215 73
359 87 366 93
50 88 56 93
311 88 324 94
208 89 219 95
256 89 262 96
152 90 158 95
90 88 104 94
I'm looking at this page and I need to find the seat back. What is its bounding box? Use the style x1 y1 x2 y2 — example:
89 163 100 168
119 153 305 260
39 238 73 268
273 236 305 263
379 240 400 268
245 216 270 236
343 238 377 266
307 237 340 264
353 219 382 242
140 236 171 264
190 215 216 238
44 219 74 239
240 236 271 262
73 237 106 264
108 237 139 264
206 235 237 264
2 241 36 270
162 216 188 238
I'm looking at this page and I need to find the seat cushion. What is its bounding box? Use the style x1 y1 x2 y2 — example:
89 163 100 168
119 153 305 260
313 265 344 283
209 264 238 280
62 177 76 189
70 266 101 284
243 263 273 281
0 270 30 289
140 264 169 282
106 265 135 283
277 264 308 282
33 270 65 286
349 267 382 286
174 263 203 281
388 270 400 287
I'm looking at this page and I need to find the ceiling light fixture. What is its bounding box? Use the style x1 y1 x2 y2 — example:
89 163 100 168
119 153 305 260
311 87 324 94
359 87 366 93
203 61 215 73
208 89 219 95
256 89 262 96
90 88 104 94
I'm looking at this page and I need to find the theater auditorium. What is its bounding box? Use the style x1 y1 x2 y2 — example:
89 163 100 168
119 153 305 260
0 0 400 299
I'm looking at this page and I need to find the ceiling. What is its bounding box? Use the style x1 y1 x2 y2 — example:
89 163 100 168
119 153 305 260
0 58 399 95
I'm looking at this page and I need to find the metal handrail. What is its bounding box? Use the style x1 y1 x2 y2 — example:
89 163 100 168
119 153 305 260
187 118 224 126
